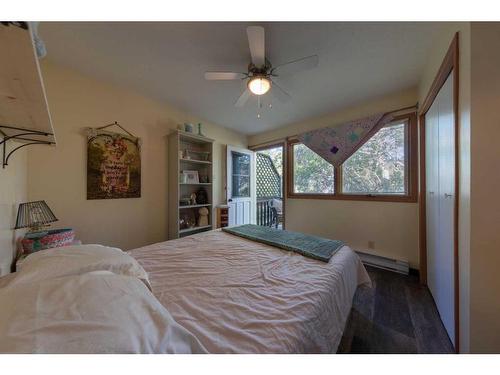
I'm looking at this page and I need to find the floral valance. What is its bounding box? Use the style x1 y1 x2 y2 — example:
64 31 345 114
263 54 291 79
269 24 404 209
296 112 395 167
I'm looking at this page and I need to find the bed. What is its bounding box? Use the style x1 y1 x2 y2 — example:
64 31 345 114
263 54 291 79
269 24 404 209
128 229 370 353
0 229 369 354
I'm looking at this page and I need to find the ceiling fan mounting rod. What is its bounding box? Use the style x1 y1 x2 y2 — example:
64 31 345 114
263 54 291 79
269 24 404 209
248 59 272 76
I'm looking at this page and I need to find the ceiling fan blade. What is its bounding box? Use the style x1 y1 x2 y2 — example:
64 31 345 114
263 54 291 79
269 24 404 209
271 80 291 103
272 55 319 76
205 72 246 80
247 26 265 67
235 88 251 108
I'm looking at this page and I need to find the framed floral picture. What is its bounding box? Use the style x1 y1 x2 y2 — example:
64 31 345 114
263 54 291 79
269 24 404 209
86 129 141 199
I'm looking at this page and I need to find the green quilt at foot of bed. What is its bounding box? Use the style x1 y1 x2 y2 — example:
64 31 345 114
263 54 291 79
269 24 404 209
222 224 344 263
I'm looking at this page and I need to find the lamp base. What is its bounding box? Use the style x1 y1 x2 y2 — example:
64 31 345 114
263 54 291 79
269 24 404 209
27 224 50 233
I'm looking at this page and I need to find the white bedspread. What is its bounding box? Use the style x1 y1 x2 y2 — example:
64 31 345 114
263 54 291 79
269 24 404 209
0 246 207 354
129 229 370 353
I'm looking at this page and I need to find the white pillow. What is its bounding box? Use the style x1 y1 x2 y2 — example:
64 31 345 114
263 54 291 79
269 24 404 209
0 271 207 353
13 244 150 289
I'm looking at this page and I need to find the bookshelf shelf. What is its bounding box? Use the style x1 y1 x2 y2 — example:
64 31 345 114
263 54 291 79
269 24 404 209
180 158 212 165
179 183 212 186
179 225 212 235
179 204 211 209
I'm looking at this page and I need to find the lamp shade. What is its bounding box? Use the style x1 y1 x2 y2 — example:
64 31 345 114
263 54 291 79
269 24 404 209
15 200 58 230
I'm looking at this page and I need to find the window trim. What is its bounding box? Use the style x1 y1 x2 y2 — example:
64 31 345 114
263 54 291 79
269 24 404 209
286 112 418 203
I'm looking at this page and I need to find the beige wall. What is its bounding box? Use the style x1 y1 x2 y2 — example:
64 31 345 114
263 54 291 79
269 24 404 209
0 148 27 274
469 22 500 353
418 22 471 353
28 62 247 251
249 88 420 268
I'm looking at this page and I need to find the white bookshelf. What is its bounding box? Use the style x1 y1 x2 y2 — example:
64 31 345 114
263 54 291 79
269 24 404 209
168 130 215 239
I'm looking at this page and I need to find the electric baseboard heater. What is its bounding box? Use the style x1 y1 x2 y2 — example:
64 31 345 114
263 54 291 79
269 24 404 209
356 250 410 275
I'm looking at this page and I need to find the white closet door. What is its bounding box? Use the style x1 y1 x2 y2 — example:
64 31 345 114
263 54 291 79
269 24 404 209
436 74 456 345
425 73 456 347
426 99 439 298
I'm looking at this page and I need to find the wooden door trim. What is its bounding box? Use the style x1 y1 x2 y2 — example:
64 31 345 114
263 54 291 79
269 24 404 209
418 32 459 352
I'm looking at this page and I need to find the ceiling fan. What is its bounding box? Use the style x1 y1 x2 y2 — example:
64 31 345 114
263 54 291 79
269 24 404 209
204 26 319 109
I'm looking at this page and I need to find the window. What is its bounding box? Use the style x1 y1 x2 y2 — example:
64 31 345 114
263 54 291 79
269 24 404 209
231 151 251 197
291 143 335 195
342 122 407 195
287 113 417 202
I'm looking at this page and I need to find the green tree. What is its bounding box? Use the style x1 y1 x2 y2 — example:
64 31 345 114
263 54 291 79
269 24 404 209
293 144 334 193
342 123 405 194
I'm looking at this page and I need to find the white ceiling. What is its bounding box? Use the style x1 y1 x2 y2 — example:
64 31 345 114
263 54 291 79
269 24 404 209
38 22 444 135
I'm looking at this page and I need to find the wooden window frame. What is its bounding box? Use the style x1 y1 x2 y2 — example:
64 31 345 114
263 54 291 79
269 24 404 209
287 112 418 203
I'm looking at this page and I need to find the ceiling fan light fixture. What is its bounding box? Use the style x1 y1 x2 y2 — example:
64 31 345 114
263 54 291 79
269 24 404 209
247 76 271 96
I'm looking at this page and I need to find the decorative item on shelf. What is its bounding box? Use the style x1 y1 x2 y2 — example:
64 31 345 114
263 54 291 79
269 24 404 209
182 170 199 184
197 123 204 136
179 210 196 229
185 149 210 162
190 192 197 205
199 175 209 183
14 200 75 253
199 151 211 161
178 150 184 159
179 197 191 206
196 188 208 204
184 123 194 133
198 207 209 227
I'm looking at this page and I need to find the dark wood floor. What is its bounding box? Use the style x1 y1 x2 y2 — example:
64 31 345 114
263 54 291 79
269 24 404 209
338 266 455 354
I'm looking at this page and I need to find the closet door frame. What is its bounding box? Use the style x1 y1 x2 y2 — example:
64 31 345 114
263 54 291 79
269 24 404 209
418 33 460 352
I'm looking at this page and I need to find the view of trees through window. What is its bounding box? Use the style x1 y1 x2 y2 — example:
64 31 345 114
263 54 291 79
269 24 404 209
293 143 334 194
263 121 408 197
342 122 406 194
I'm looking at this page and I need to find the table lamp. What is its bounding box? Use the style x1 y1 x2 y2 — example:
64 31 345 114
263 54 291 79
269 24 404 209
14 200 58 233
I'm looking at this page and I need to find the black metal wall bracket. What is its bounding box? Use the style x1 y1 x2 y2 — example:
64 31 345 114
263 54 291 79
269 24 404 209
0 125 55 168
